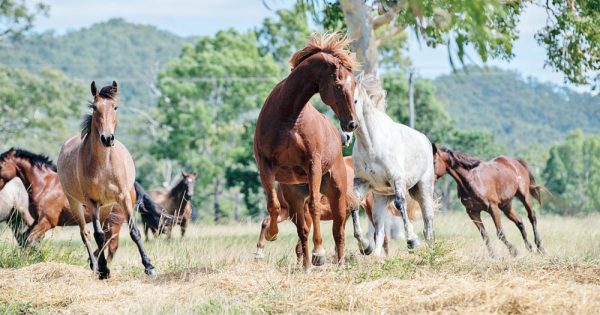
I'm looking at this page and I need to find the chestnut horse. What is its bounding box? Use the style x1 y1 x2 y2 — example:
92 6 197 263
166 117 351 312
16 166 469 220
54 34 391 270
143 172 197 240
58 81 156 279
433 145 545 257
0 148 162 257
255 156 418 259
254 33 358 269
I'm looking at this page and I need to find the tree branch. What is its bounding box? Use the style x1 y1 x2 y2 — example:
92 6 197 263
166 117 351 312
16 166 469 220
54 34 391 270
376 25 407 46
373 1 406 30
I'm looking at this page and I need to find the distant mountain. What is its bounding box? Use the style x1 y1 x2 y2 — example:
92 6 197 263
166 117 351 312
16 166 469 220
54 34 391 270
434 67 600 150
0 18 193 107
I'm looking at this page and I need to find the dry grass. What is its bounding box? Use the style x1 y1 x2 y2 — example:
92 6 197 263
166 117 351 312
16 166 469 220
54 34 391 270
0 212 599 314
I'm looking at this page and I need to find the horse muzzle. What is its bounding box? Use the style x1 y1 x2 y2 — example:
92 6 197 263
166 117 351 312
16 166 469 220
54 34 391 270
342 120 358 132
100 134 115 147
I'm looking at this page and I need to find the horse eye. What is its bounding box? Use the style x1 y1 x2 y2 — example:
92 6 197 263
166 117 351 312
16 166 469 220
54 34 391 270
92 105 97 111
114 106 118 111
354 99 357 104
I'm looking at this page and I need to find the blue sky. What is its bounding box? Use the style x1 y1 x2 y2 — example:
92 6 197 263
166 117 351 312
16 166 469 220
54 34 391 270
32 0 585 90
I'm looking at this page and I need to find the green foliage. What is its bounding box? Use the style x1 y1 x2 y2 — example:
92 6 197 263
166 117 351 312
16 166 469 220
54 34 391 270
0 240 83 268
536 0 599 87
434 66 600 151
152 29 282 219
0 0 48 41
256 2 311 64
0 65 85 154
542 130 600 214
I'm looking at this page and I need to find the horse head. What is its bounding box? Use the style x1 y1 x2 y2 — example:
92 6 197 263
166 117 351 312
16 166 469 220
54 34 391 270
85 81 120 147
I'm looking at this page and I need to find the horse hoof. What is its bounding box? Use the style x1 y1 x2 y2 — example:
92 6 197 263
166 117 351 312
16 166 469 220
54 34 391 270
255 252 265 259
509 248 518 257
359 244 373 256
407 238 421 250
311 254 326 266
145 267 158 278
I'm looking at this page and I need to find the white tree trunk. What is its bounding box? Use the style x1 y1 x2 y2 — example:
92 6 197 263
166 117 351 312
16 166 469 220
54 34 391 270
339 0 380 77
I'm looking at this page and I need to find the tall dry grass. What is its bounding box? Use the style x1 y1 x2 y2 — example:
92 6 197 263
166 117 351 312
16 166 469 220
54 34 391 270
0 211 598 314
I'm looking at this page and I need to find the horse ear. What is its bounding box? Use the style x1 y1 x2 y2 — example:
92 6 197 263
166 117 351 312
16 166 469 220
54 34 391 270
181 171 186 177
91 81 98 97
190 172 197 177
112 81 118 93
432 143 438 154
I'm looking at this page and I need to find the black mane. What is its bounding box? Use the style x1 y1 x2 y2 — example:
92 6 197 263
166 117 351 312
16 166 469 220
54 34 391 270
440 146 481 170
0 148 57 171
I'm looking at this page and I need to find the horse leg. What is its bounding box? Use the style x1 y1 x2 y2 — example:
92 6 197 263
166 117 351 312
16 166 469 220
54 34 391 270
489 204 518 257
518 194 545 255
467 210 495 257
288 191 310 270
352 178 371 254
180 216 188 238
392 180 419 249
415 179 435 247
24 217 51 246
372 194 391 257
307 159 325 266
144 222 150 242
258 159 281 241
123 194 157 277
502 202 533 252
88 202 110 279
68 197 98 273
255 216 271 259
327 166 347 266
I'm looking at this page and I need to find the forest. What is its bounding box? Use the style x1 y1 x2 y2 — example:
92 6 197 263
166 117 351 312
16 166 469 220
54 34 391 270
1 7 598 221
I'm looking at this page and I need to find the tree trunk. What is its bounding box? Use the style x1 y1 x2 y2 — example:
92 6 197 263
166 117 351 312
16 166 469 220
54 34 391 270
213 176 222 223
339 0 380 77
408 70 415 128
234 191 241 222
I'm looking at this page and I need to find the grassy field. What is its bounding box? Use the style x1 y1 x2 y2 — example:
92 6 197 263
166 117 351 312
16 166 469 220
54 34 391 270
0 211 599 314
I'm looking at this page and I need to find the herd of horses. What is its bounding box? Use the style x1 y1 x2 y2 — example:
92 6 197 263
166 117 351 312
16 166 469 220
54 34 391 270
0 32 544 279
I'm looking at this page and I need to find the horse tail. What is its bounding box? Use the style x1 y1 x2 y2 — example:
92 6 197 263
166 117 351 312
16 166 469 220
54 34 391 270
134 181 171 232
517 159 543 208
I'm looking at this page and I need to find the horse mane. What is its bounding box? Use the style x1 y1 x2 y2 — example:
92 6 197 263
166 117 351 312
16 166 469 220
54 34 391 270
170 177 188 197
357 73 388 111
0 148 57 171
81 84 118 138
289 32 355 71
440 147 481 170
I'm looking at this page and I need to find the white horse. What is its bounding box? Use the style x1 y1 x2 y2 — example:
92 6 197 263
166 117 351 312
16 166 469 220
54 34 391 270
0 177 35 243
351 74 436 256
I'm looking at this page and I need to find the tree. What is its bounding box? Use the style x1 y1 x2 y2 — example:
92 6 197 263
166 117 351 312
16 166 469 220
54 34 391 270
0 65 85 155
298 0 597 87
542 130 600 214
152 29 282 222
0 0 48 41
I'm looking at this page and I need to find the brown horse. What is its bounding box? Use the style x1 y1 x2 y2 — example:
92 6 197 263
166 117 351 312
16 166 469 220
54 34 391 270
143 172 196 240
255 157 418 259
57 81 156 279
254 33 358 270
0 148 162 258
432 145 545 257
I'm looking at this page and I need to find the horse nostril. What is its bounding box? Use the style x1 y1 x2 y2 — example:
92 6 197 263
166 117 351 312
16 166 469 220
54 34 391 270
110 134 115 141
347 121 358 131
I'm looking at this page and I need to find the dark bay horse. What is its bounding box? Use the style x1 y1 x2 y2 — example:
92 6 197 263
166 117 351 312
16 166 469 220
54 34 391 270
0 148 162 257
57 81 156 279
433 145 545 257
142 172 196 240
255 156 419 259
254 33 359 270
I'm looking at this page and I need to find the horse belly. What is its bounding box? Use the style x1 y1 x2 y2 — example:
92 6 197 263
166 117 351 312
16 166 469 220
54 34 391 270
355 161 394 195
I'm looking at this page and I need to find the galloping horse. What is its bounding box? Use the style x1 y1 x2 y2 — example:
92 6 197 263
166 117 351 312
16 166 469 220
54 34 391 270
58 81 156 279
0 148 162 258
255 156 418 259
0 177 35 243
352 74 436 256
432 145 545 256
254 33 359 269
143 172 197 240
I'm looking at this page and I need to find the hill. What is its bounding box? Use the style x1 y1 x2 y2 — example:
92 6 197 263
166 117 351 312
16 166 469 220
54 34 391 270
434 67 600 150
0 18 193 107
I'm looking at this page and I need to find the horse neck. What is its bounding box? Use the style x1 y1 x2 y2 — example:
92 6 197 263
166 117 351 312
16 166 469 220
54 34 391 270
169 180 188 207
12 159 45 196
82 128 111 167
274 63 320 121
354 92 383 152
446 165 473 194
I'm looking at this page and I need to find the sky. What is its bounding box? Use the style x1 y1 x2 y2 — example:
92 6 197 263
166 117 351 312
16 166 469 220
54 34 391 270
32 0 588 91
